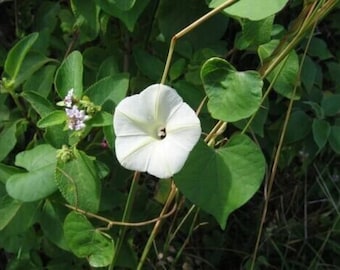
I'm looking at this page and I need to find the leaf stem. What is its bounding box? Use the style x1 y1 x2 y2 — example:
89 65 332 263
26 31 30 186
160 0 239 84
109 171 140 270
137 181 178 270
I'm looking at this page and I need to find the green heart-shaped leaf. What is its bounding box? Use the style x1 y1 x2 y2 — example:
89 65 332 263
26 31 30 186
6 144 57 202
175 134 266 229
201 57 263 122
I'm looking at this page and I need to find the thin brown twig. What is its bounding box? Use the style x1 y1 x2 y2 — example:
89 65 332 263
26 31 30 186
64 201 177 228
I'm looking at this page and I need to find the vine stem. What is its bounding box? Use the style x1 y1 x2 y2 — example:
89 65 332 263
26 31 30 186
137 181 178 270
64 201 177 228
109 171 140 270
160 0 239 84
250 2 328 267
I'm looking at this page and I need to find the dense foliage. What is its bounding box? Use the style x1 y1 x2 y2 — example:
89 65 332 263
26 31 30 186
1 0 340 269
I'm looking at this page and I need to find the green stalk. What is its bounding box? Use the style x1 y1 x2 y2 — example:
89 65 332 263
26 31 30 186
137 183 178 270
109 171 140 270
171 206 200 267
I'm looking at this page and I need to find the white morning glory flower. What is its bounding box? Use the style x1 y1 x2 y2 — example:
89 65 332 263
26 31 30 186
113 84 201 179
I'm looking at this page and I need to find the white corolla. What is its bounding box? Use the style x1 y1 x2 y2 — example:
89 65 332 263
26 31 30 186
113 84 201 178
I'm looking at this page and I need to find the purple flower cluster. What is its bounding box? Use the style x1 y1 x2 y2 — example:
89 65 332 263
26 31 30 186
63 89 89 131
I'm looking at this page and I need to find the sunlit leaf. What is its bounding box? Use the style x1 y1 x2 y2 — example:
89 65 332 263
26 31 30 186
201 57 263 122
6 144 58 202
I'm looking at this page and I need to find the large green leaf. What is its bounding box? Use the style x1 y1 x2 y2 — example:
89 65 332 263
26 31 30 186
209 0 288 21
55 150 101 213
55 50 83 98
4 32 39 82
64 211 114 267
258 40 300 99
201 57 263 122
175 134 266 229
6 144 58 202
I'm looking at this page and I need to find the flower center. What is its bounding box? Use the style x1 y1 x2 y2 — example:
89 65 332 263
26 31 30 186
157 127 166 140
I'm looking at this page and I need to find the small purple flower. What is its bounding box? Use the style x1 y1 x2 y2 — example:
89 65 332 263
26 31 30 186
65 105 89 131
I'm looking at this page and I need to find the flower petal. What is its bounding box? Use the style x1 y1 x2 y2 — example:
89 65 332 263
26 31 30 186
115 134 192 179
115 135 156 172
166 102 201 150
